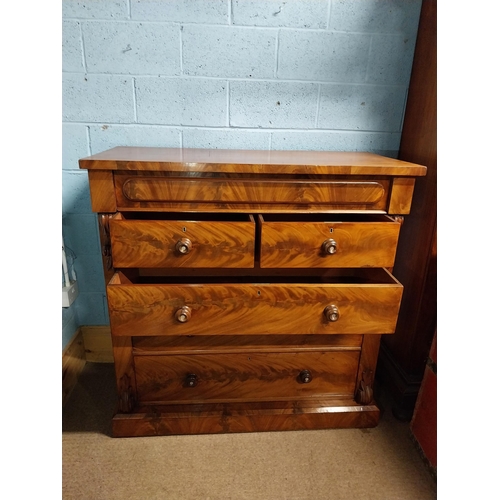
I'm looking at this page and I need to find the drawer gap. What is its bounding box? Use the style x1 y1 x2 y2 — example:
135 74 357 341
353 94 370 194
117 267 399 285
132 346 362 356
115 212 253 222
132 334 363 354
259 214 395 223
139 395 353 405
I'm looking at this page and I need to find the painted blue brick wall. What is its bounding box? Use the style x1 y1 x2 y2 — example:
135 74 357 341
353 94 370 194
62 0 422 349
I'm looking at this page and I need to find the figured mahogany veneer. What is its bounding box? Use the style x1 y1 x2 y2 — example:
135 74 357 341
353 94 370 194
80 147 426 437
111 399 381 437
107 271 402 337
134 350 359 404
259 214 400 268
115 174 390 212
109 213 255 268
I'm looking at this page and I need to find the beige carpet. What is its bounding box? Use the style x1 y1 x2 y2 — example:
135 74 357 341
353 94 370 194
62 363 436 500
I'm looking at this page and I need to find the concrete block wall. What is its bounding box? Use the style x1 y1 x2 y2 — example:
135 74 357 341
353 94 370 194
62 0 422 348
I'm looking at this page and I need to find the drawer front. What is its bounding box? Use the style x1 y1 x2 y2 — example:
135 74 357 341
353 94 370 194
259 215 400 268
107 273 403 336
134 351 359 404
114 174 390 212
109 215 255 268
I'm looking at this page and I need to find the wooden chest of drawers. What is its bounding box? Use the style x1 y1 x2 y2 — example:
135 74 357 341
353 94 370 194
80 147 426 437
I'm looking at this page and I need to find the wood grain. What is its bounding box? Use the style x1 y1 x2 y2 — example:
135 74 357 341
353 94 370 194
388 177 416 214
259 215 400 268
88 170 116 212
80 145 426 436
80 147 426 177
134 351 359 404
355 334 381 405
112 336 136 413
115 175 390 211
111 399 380 437
97 214 115 285
109 214 255 268
107 273 403 336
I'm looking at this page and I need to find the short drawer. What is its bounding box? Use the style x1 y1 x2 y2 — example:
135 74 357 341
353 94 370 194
109 213 255 268
259 214 400 268
134 350 360 404
107 269 403 336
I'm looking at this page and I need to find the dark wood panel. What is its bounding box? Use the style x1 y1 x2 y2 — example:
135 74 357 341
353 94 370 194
112 399 380 437
134 351 359 403
355 334 382 405
378 0 437 417
112 336 136 413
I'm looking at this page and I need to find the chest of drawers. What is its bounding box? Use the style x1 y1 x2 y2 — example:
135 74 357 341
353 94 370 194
80 147 426 437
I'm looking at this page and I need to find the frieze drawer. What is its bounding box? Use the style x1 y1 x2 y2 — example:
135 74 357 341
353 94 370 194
113 173 391 212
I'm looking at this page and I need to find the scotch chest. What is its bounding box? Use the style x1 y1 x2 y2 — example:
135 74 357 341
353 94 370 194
79 147 426 437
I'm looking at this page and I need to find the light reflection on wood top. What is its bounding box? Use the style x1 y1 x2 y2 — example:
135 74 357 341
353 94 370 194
79 147 427 176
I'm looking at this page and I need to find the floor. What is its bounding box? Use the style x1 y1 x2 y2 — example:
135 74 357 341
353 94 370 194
62 363 437 500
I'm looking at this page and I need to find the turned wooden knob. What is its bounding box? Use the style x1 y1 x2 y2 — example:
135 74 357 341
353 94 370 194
324 305 340 322
185 374 198 388
175 238 192 255
175 306 192 323
322 238 337 255
298 370 312 384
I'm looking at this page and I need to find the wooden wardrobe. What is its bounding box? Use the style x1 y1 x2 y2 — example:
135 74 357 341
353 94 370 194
376 0 437 419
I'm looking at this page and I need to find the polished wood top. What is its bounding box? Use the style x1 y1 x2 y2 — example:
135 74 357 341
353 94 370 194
79 147 427 176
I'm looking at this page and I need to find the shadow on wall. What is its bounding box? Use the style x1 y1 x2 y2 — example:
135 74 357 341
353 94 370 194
62 170 91 215
62 170 109 333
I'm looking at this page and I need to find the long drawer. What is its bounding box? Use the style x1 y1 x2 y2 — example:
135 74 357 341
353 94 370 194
107 269 403 336
259 214 400 268
114 173 391 212
134 350 360 404
109 213 255 268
